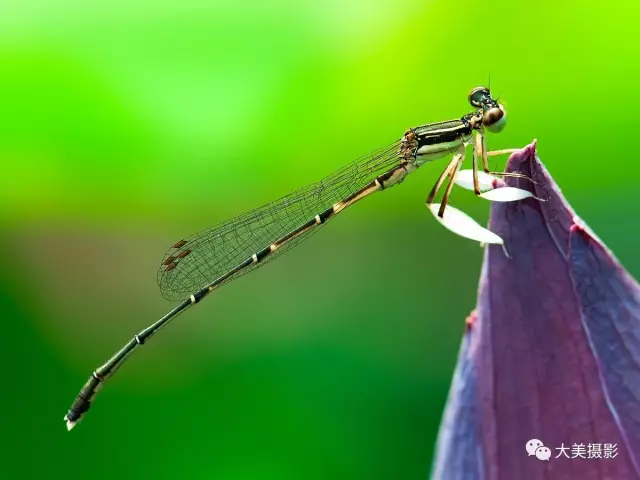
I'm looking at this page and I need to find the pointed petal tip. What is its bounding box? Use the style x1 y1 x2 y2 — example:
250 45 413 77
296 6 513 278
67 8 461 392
570 222 597 253
570 215 612 257
570 221 588 236
505 140 539 172
464 310 478 331
434 141 640 477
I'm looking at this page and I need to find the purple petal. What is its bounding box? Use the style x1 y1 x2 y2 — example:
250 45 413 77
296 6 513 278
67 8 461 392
432 142 640 479
570 225 640 464
431 313 484 480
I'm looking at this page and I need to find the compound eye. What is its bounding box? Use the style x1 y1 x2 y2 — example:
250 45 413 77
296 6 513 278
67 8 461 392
483 106 506 133
469 86 491 107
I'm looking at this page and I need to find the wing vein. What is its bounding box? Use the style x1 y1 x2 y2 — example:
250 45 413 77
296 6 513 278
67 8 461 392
157 140 404 300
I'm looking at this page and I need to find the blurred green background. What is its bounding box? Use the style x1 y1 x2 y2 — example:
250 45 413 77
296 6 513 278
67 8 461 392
2 1 639 478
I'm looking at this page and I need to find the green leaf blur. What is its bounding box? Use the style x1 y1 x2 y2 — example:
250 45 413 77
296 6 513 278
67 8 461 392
2 1 639 479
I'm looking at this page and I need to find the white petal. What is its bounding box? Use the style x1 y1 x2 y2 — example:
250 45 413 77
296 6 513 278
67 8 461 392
479 187 533 202
429 204 504 245
454 170 497 192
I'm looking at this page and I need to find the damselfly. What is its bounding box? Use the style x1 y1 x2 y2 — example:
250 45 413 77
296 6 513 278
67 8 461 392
64 86 528 430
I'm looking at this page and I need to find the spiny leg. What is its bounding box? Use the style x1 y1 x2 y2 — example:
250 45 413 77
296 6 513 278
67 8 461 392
437 151 464 218
426 152 460 206
472 133 482 195
487 148 520 157
478 130 533 182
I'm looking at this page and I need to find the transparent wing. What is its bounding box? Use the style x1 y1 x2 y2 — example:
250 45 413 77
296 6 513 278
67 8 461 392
157 140 403 300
